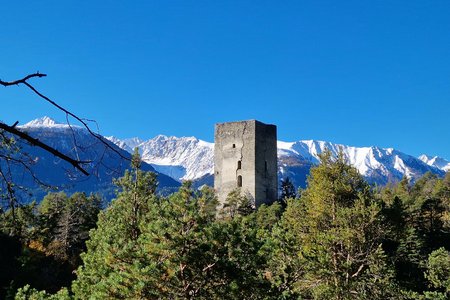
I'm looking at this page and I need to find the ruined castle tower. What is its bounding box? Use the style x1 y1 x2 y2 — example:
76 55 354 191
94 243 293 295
214 120 278 207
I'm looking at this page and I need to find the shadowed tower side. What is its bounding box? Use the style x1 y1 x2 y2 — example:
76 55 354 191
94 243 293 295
214 120 277 207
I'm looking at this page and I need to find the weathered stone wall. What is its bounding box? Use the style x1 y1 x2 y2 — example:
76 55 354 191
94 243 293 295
214 120 277 207
254 121 278 206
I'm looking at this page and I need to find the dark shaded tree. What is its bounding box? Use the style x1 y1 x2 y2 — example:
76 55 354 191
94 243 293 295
280 177 296 201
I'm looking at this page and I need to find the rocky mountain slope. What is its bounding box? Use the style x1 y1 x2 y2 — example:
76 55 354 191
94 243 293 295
1 117 179 204
3 116 446 205
106 135 214 181
419 154 450 172
108 133 447 189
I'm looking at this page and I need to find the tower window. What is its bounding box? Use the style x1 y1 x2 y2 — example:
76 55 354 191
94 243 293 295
237 160 242 170
232 144 236 148
237 175 242 187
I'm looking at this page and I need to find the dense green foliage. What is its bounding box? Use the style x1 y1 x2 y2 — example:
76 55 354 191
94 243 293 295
379 171 450 299
2 150 449 299
266 151 397 299
0 192 101 299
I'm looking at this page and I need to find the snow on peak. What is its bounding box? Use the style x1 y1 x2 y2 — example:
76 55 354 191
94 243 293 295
23 116 60 127
123 137 144 149
275 140 447 181
419 154 432 161
419 154 450 172
109 134 214 181
138 135 214 180
21 116 82 129
99 135 450 185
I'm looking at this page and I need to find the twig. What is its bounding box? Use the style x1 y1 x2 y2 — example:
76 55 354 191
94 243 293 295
0 72 47 86
1 72 129 161
0 122 90 175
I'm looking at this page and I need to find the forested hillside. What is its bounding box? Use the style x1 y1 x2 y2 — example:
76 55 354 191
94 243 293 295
2 150 449 299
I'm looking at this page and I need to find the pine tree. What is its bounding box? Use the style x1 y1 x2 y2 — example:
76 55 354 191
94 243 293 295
280 177 296 201
72 150 159 299
424 247 450 296
221 188 255 219
267 150 398 299
72 150 275 299
45 193 101 265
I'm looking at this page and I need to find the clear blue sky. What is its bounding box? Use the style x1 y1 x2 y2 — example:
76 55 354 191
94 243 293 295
2 1 449 159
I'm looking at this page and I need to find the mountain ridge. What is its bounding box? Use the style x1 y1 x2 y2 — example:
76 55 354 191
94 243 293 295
418 154 450 172
6 117 446 201
0 117 180 204
106 132 447 187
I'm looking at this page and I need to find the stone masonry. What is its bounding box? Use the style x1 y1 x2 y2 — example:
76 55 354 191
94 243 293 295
214 120 278 207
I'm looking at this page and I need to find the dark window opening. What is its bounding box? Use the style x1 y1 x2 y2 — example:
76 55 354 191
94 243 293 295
216 171 219 175
237 160 242 170
237 175 242 187
232 144 236 148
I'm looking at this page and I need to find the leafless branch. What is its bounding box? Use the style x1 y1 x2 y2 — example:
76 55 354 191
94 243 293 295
0 122 90 175
202 262 216 272
350 263 365 278
0 166 16 207
0 72 47 86
1 72 129 162
0 72 135 210
0 153 53 189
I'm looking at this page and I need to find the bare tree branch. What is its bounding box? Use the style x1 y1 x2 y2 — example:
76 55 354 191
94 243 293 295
1 73 128 161
0 166 16 210
0 153 53 189
0 72 47 86
0 71 139 212
0 122 90 175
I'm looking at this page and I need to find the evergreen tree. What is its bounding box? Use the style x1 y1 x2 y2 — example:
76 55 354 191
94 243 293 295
38 192 68 246
12 148 450 299
14 285 70 300
1 202 38 243
280 177 296 201
221 188 255 219
267 150 398 299
72 150 159 299
72 150 275 299
435 173 450 229
424 247 450 296
44 193 101 265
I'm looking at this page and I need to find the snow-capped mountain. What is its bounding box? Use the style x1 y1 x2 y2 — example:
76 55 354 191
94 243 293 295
105 136 144 153
419 154 450 172
277 140 446 186
23 116 81 129
5 116 447 204
107 135 214 181
0 117 179 203
109 135 447 188
23 116 59 127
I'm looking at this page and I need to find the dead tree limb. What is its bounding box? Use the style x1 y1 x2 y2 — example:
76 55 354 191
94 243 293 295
1 72 129 161
0 73 47 86
0 122 90 176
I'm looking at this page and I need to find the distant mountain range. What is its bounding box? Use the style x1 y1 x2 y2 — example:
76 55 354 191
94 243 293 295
106 124 449 189
2 117 448 203
418 154 450 172
1 117 179 204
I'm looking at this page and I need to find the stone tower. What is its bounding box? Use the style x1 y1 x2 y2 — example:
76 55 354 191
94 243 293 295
214 120 278 207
